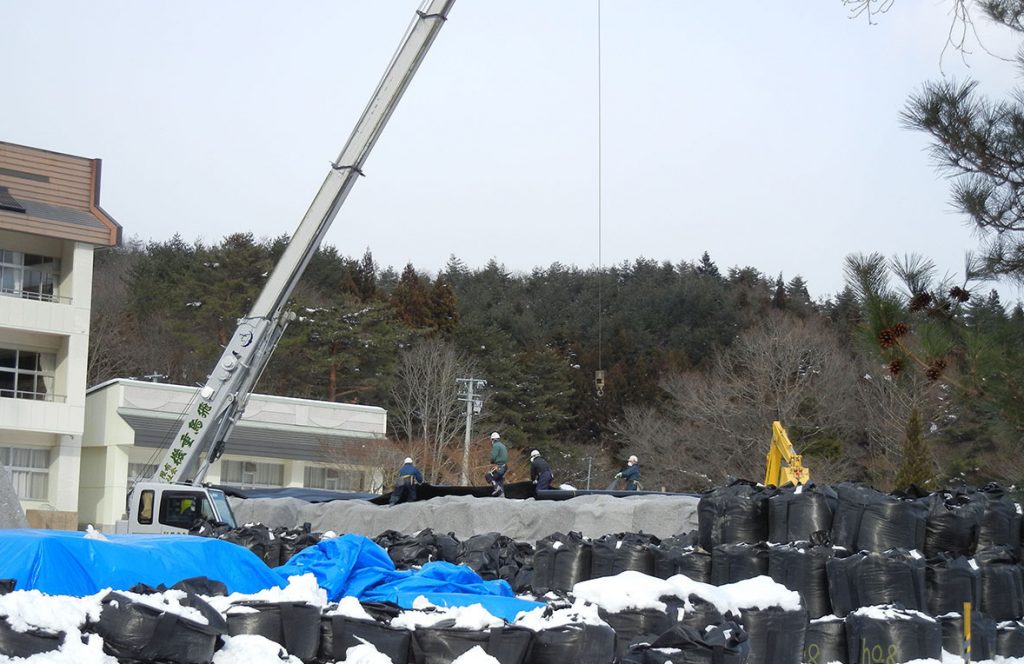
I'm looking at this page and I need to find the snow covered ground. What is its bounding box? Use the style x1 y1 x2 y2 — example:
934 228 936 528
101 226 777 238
0 570 1020 664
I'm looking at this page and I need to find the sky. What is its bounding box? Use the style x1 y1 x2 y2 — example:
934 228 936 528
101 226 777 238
4 1 1024 304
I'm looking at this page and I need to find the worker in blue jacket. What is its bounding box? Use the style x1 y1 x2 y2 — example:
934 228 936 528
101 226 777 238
615 454 641 491
530 449 553 491
389 457 423 506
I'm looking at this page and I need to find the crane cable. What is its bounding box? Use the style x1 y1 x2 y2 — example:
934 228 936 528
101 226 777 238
595 0 605 397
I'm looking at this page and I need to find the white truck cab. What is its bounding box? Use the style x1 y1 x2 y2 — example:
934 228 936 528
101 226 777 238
121 482 236 535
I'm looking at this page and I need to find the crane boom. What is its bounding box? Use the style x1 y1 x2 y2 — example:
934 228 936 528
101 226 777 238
152 0 455 486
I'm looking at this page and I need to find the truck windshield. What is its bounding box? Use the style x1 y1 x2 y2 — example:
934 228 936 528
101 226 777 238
207 489 237 528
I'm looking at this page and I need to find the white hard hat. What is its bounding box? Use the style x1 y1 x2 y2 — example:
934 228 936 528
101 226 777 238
404 457 413 464
628 455 638 464
530 449 540 458
490 432 501 440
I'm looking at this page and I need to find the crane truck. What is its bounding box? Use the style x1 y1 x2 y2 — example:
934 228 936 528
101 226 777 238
119 0 456 534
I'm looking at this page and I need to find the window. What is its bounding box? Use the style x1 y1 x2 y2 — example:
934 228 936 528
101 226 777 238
304 465 364 491
137 490 154 525
158 491 212 529
0 349 57 401
0 446 49 500
0 250 61 302
220 460 283 488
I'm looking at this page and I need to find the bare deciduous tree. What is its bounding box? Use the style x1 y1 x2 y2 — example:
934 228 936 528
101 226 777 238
390 339 476 484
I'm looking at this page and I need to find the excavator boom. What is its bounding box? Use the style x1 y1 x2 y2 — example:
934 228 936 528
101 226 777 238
764 420 810 487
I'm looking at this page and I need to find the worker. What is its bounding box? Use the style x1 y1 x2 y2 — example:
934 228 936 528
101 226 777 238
389 457 423 506
529 449 553 491
484 432 508 497
615 454 641 491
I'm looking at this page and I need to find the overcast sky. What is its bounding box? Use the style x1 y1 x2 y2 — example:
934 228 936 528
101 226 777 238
5 1 1024 304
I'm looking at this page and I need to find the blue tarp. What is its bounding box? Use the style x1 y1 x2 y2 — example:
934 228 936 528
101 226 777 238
0 529 286 596
277 534 543 622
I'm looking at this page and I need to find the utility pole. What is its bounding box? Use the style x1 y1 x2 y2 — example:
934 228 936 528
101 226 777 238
456 377 486 486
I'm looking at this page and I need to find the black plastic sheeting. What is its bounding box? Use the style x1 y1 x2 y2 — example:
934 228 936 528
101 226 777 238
318 613 411 664
528 622 616 664
925 553 980 616
94 590 228 664
531 532 592 594
739 605 807 664
591 532 659 578
456 532 534 588
769 536 842 619
826 549 927 616
977 554 1024 620
622 620 750 664
997 620 1024 658
977 483 1022 559
677 595 726 633
803 617 847 664
710 542 770 585
697 480 772 550
939 611 996 661
767 483 837 544
923 488 986 558
0 617 63 659
599 607 677 660
844 609 942 664
191 522 322 566
411 622 534 664
829 483 928 554
225 601 320 662
375 528 460 567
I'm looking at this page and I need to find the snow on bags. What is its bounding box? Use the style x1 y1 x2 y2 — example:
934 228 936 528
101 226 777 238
767 483 837 544
94 590 228 664
531 531 592 594
844 606 941 664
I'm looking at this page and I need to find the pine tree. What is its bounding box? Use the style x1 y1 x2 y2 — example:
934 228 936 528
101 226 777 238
894 408 935 490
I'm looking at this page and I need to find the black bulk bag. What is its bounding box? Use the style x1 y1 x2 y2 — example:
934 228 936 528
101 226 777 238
844 607 941 664
923 488 986 558
375 530 440 569
0 617 63 659
804 617 847 664
0 580 15 595
739 604 807 664
531 532 592 594
275 526 320 566
456 532 506 581
599 607 675 661
925 553 980 616
623 620 750 664
591 532 658 578
318 613 411 664
996 620 1024 658
677 595 725 633
710 542 769 585
977 482 1022 559
225 601 320 663
223 524 280 566
697 481 772 551
768 483 837 544
977 556 1024 620
826 549 927 616
527 622 616 664
411 622 533 664
939 611 996 661
94 590 228 664
652 540 711 583
830 483 928 554
768 536 840 619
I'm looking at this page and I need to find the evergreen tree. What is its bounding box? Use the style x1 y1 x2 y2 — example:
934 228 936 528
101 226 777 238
391 263 433 328
695 251 721 278
894 408 935 490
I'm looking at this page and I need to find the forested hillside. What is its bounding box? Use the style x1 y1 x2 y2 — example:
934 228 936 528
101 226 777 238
89 235 1024 492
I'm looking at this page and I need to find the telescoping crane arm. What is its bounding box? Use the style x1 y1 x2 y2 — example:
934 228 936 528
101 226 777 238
763 420 810 487
153 0 456 486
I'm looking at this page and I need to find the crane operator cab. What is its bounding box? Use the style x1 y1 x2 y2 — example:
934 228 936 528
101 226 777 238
119 482 237 534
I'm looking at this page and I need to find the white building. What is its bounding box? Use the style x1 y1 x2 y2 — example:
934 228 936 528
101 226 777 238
0 141 121 530
81 378 389 532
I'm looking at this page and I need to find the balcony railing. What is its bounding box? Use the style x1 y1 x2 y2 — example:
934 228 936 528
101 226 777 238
0 288 71 304
0 390 66 403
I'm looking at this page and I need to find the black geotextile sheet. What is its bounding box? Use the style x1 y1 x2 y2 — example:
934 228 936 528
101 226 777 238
622 621 750 664
844 610 942 664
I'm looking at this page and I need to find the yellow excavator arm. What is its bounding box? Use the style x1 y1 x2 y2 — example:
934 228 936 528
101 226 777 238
764 420 810 487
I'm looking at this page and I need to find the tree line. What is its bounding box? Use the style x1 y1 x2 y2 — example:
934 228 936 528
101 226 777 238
88 235 1024 493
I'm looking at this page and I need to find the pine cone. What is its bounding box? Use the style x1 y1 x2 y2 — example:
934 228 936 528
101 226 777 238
925 358 947 381
888 359 904 376
892 322 909 338
909 292 932 311
877 328 897 350
949 286 970 303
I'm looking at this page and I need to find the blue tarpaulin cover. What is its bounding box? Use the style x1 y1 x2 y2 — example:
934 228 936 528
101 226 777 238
0 529 286 596
277 534 543 621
